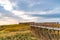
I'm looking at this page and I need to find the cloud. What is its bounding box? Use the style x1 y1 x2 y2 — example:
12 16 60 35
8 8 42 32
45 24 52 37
12 10 38 22
10 0 60 12
30 13 60 18
0 17 19 25
0 6 21 20
0 0 15 11
27 0 41 7
0 0 60 24
36 18 60 23
28 7 60 15
43 18 60 22
0 13 2 16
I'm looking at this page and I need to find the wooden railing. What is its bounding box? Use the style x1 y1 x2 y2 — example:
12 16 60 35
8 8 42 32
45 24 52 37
30 24 60 40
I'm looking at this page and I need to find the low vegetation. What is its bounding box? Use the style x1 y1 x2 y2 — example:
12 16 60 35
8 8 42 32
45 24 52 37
1 22 59 40
0 33 31 40
0 23 37 40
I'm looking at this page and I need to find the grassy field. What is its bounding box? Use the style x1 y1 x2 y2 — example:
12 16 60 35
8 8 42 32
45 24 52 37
0 23 38 40
0 22 60 40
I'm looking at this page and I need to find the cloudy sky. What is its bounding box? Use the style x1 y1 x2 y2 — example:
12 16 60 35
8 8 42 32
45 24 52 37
0 0 60 25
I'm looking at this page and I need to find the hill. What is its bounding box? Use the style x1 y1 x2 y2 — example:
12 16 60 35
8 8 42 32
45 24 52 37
0 22 37 40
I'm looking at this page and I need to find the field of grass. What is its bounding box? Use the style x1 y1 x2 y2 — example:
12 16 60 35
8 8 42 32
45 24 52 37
0 22 60 40
0 23 38 40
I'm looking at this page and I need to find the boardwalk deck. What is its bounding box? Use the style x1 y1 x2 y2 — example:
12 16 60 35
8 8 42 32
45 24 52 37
30 23 60 40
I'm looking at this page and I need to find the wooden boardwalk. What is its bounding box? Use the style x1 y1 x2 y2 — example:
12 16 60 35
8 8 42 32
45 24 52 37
30 23 60 40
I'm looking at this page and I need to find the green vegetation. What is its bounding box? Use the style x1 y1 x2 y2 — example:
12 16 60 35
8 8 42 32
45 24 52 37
0 23 60 40
0 33 31 40
0 23 30 32
0 23 38 40
0 32 37 40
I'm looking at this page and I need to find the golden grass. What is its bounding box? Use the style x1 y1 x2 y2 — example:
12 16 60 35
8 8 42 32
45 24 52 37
0 23 30 32
0 23 37 40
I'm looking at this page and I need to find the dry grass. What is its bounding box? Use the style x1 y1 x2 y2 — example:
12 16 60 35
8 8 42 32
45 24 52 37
0 23 37 40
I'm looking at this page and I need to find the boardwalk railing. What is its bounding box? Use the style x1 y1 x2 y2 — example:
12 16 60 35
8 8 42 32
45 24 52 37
30 25 60 40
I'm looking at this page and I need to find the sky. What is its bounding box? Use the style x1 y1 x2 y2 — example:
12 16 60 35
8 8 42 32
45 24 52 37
0 0 60 25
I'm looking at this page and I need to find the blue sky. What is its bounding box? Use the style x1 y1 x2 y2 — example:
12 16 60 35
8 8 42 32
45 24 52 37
0 0 60 25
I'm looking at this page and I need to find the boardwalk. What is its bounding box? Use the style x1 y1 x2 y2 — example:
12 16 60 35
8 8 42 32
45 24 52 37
30 23 60 40
31 25 60 30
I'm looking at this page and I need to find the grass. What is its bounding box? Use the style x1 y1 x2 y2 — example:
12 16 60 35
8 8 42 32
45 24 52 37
0 23 38 40
0 23 30 31
0 23 60 40
0 32 37 40
0 32 31 40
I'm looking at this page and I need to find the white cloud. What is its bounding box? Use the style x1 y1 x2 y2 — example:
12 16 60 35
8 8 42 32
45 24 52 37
0 0 60 24
45 18 59 22
19 19 37 22
49 7 60 14
12 10 25 16
12 10 37 22
38 18 60 22
0 13 2 16
21 0 42 7
28 2 41 7
0 0 14 11
27 0 42 7
27 7 60 15
0 17 19 25
42 7 60 14
11 8 60 22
